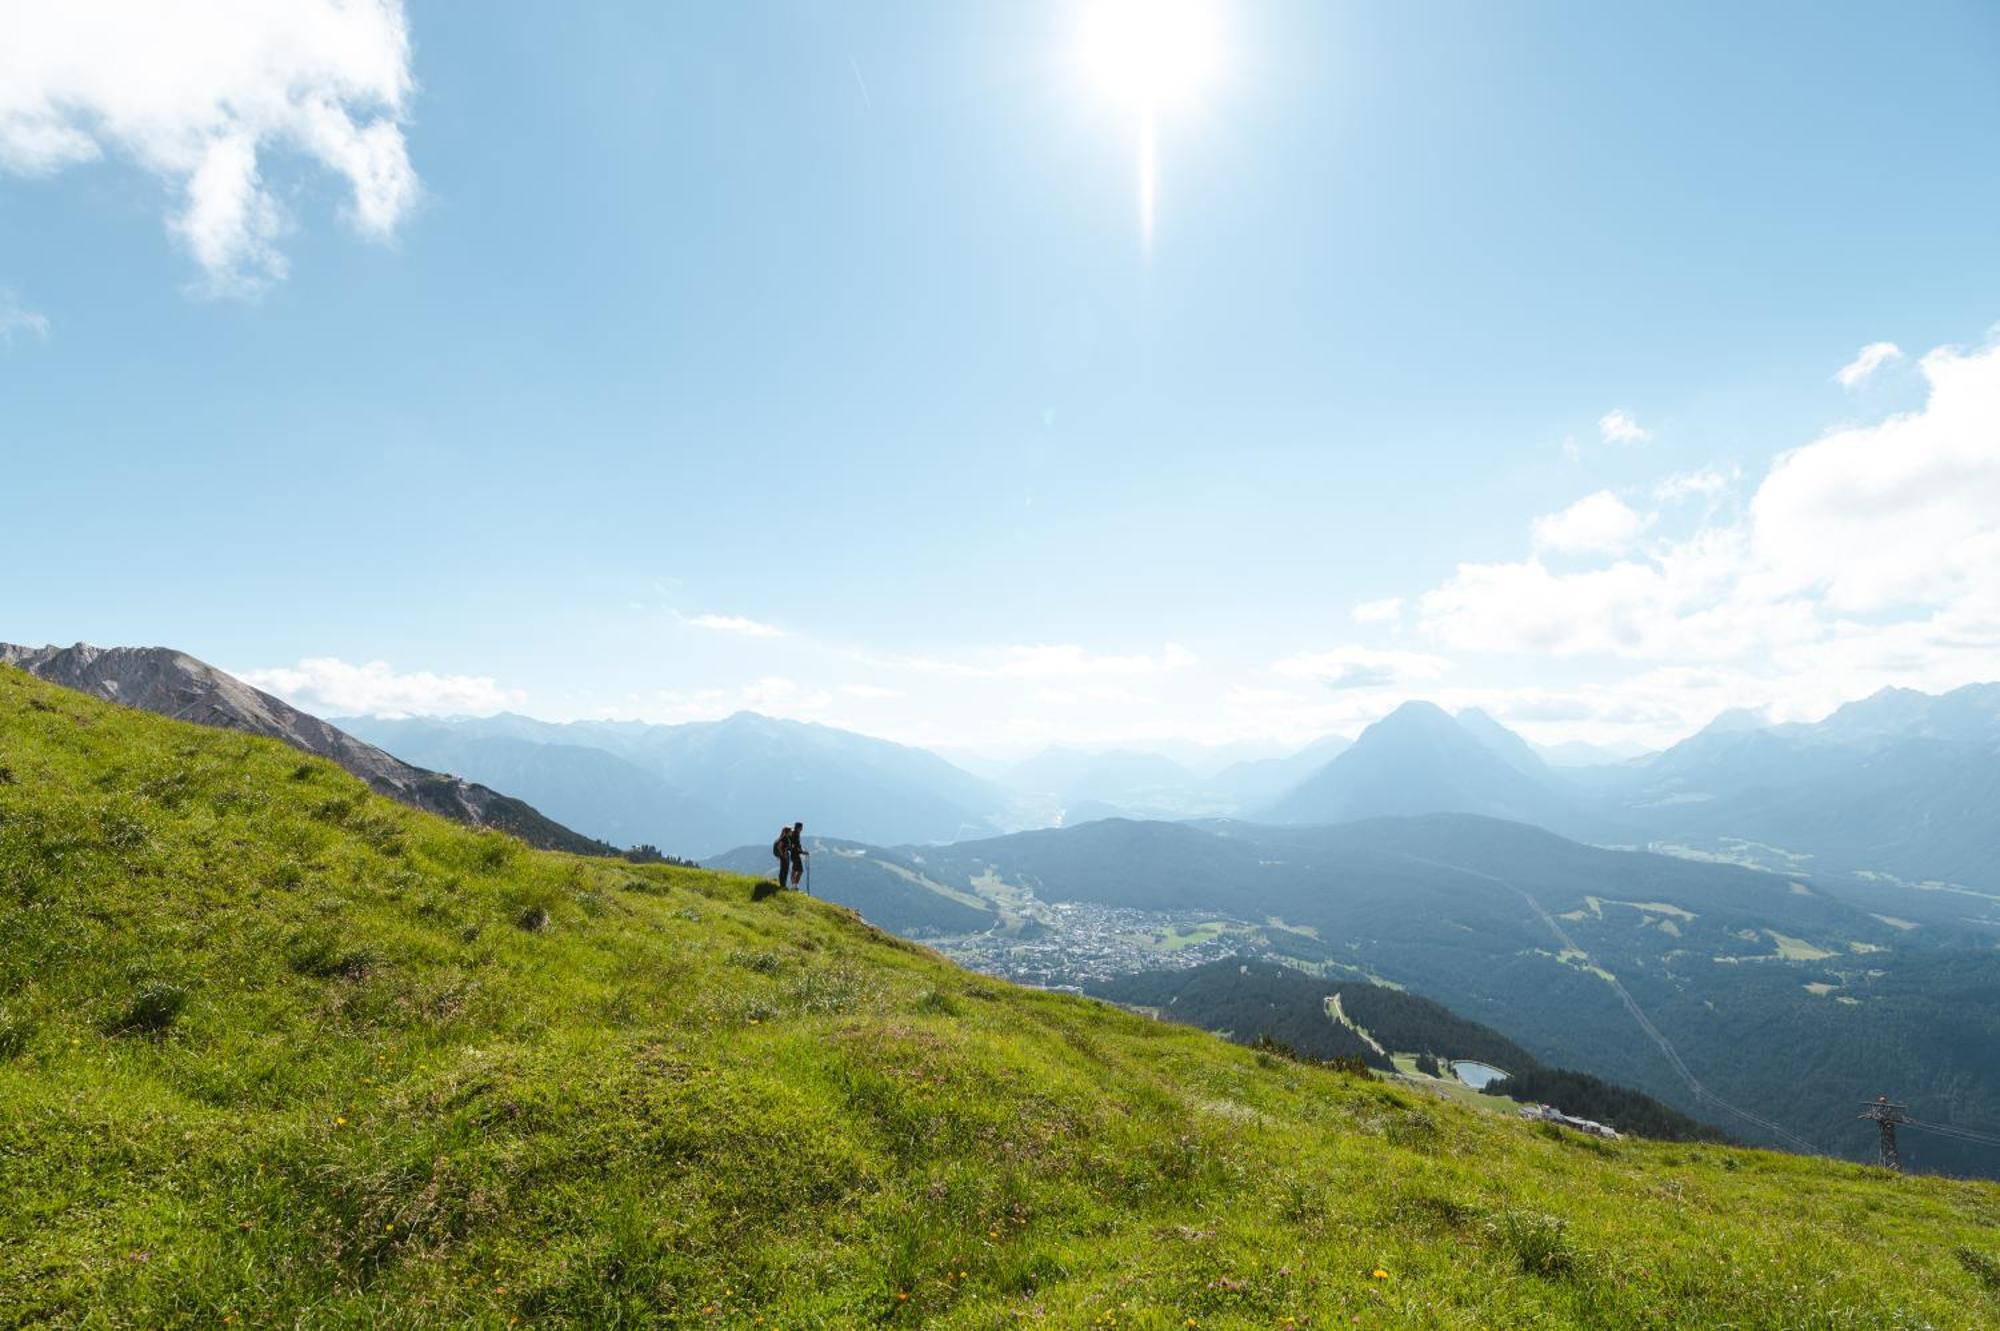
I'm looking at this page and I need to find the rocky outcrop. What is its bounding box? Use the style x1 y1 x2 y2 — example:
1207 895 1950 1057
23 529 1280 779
0 642 616 856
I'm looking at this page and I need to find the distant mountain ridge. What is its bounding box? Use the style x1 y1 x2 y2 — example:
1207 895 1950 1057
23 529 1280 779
1258 700 1601 837
1593 682 2000 887
0 643 615 855
341 709 1003 857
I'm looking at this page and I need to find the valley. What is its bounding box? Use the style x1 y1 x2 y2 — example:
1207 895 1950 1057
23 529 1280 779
11 641 2000 1181
720 815 2000 1177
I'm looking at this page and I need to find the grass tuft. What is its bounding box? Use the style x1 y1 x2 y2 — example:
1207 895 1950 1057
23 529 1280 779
1493 1209 1583 1279
105 980 188 1036
1958 1245 2000 1293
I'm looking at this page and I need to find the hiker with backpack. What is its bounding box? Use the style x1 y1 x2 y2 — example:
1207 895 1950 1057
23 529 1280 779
772 824 794 889
789 822 809 891
770 822 809 892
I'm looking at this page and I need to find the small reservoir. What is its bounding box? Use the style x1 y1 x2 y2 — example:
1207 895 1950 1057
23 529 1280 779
1452 1060 1508 1090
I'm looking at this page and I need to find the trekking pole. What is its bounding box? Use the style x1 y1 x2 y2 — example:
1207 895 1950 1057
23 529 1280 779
805 856 812 897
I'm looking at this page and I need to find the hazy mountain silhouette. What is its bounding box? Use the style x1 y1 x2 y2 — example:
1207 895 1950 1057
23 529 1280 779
343 710 1000 856
1602 684 2000 887
318 723 725 856
1258 701 1597 835
1002 746 1197 805
1201 732 1353 807
1455 706 1550 777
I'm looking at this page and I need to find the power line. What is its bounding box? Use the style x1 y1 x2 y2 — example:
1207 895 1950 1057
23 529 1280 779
1902 1116 2000 1148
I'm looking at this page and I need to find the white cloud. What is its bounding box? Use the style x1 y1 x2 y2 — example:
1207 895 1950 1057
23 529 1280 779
1270 646 1452 691
241 657 524 719
0 289 50 342
1752 344 2000 613
1598 409 1652 445
687 613 786 638
1835 341 1903 389
0 1 419 296
1531 490 1646 556
839 683 902 699
1653 466 1736 504
1414 339 2000 709
1351 596 1403 624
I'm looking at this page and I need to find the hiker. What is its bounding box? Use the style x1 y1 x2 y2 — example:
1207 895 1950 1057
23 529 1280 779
772 824 794 889
789 821 808 890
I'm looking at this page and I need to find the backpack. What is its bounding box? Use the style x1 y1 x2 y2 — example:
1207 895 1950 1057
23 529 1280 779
772 832 789 858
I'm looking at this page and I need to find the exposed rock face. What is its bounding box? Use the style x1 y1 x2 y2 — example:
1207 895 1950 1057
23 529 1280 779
0 642 615 856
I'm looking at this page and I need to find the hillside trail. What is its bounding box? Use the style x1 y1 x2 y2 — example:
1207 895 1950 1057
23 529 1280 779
1392 852 1822 1155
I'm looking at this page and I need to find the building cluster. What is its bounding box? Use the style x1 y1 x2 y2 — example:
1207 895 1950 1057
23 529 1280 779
1518 1103 1622 1140
933 900 1257 990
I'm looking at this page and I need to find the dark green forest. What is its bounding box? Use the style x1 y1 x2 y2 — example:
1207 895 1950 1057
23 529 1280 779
1092 958 1728 1143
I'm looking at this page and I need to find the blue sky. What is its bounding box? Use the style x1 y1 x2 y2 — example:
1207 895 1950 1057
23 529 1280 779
5 1 2000 755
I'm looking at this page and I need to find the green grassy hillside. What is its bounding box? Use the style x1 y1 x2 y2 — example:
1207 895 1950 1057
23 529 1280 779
3 665 1999 1329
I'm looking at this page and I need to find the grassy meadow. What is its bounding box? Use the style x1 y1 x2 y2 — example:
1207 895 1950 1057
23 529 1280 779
3 664 1998 1328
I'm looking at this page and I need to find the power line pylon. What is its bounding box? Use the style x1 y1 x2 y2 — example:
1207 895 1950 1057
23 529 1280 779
1859 1096 1908 1170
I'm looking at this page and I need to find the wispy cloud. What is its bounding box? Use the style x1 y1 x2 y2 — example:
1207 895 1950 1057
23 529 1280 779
1351 597 1403 624
0 1 420 296
992 642 1195 679
1653 466 1737 504
240 657 523 719
1271 646 1451 691
1598 409 1651 445
1834 341 1903 389
0 289 49 343
686 613 786 638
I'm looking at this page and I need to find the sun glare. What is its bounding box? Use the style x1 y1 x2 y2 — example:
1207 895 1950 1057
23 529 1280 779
1078 0 1223 255
1080 0 1221 112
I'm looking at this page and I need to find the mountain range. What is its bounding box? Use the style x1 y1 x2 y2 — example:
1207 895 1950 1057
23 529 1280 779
338 710 1002 857
26 638 1996 899
1257 700 1604 837
0 642 614 856
1582 683 2000 889
8 662 1992 1325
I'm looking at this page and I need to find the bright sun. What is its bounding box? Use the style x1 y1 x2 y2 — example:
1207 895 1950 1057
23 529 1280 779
1077 0 1223 253
1079 0 1221 112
